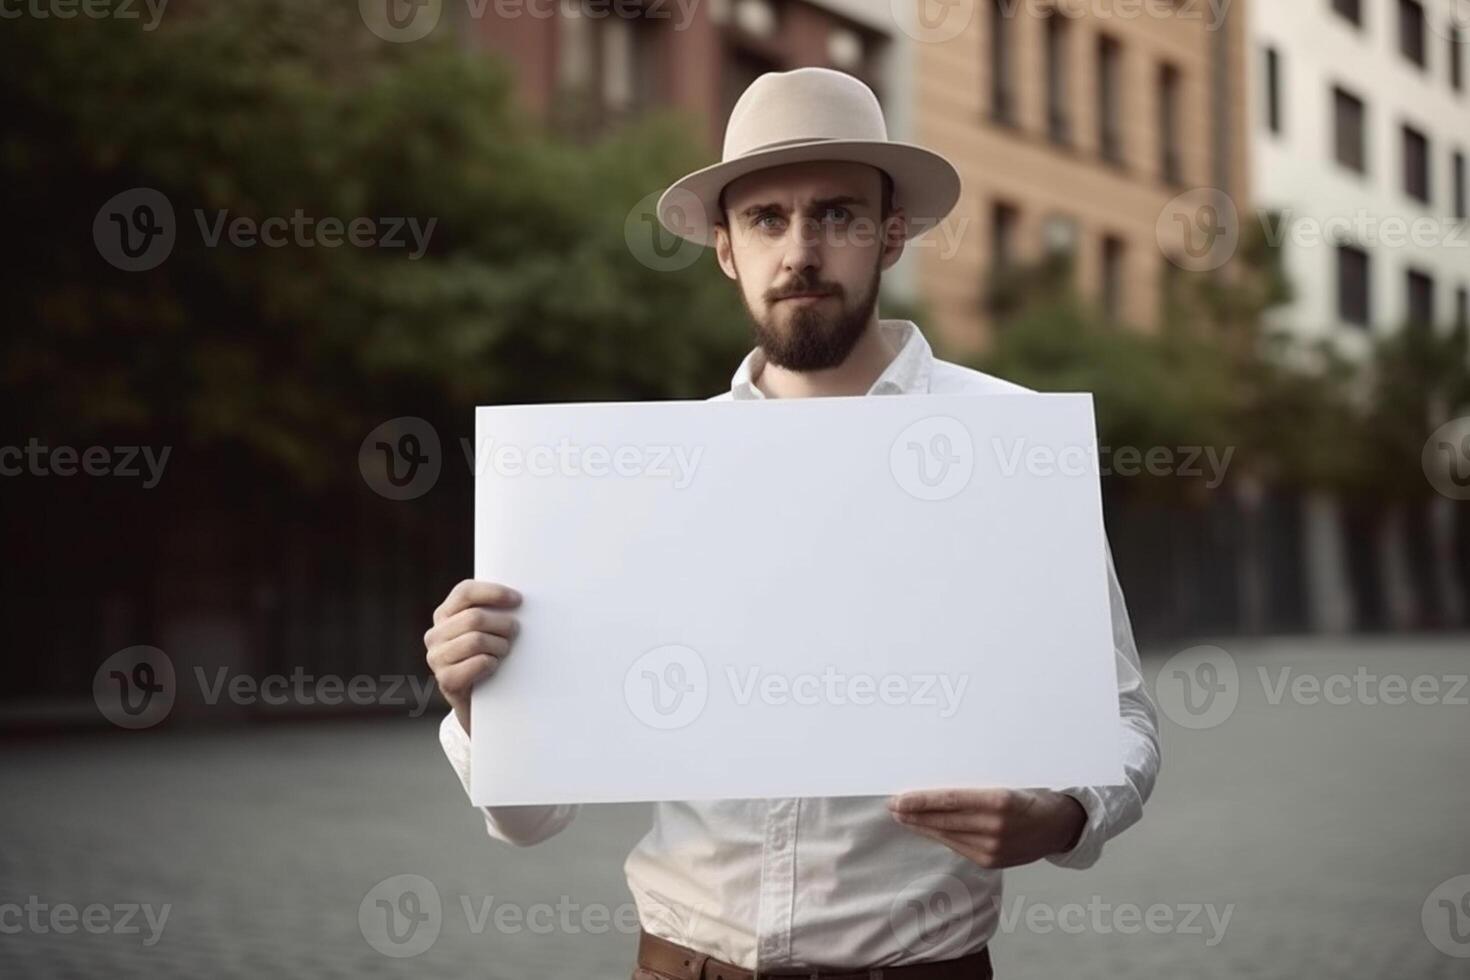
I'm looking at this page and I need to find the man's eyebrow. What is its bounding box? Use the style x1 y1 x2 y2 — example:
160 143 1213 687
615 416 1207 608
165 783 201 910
737 195 870 221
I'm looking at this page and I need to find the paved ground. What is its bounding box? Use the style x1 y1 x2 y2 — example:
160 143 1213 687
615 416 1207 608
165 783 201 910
3 635 1468 978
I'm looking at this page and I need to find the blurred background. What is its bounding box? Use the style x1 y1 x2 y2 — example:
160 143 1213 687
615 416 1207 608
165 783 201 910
2 0 1468 977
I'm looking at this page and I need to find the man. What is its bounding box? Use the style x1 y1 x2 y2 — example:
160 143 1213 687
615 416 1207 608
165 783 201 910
426 67 1161 979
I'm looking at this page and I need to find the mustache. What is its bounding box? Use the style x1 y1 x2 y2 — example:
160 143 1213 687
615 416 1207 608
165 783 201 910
766 279 842 302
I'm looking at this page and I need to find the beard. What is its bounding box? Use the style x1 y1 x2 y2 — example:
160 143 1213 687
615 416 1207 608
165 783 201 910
737 252 883 372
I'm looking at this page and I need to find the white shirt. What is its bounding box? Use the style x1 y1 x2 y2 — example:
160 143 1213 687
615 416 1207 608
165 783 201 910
439 319 1162 970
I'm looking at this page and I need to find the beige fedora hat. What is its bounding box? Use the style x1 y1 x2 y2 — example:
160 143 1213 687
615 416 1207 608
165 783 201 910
656 66 961 248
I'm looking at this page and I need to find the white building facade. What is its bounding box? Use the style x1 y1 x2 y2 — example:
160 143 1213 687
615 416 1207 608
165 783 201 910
1248 0 1470 350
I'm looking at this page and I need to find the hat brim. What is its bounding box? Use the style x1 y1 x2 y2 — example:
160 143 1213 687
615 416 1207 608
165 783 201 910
655 140 962 249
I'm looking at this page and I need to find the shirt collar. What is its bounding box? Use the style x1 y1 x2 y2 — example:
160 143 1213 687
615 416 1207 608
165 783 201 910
728 319 935 401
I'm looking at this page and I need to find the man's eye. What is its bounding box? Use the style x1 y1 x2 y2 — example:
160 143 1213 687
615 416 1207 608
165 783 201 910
822 206 851 222
755 214 783 231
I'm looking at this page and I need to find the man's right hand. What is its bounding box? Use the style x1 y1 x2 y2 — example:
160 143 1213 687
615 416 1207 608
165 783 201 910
425 579 523 735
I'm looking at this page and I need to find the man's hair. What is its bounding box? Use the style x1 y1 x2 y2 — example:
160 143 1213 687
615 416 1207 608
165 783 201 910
717 168 895 229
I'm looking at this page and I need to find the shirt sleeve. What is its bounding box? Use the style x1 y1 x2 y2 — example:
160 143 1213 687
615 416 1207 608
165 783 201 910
1046 536 1162 870
438 711 580 846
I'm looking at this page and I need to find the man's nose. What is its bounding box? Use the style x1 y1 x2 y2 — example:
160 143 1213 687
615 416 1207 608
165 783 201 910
780 217 823 275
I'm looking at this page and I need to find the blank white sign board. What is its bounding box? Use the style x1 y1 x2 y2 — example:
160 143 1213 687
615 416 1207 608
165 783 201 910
471 394 1123 806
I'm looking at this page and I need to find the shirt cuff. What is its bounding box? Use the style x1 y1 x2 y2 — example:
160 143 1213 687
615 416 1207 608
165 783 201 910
1045 787 1107 870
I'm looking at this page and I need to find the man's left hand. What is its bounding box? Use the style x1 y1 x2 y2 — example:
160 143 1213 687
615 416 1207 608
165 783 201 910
886 788 1087 870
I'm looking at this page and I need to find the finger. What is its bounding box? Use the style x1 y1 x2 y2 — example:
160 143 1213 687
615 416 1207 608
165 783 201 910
425 607 520 650
434 654 498 699
892 808 1003 835
888 788 1012 815
896 823 1003 866
434 580 522 625
427 630 511 671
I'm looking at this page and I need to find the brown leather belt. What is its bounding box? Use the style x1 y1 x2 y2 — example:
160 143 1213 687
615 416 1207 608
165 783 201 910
636 928 993 980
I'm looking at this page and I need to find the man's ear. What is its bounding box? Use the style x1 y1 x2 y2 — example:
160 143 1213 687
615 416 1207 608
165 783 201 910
879 207 909 272
714 224 738 281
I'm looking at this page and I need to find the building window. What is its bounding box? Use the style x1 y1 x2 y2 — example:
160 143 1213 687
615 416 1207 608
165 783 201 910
1338 244 1371 327
991 201 1020 272
1102 235 1126 321
1403 124 1431 203
1159 63 1182 183
1407 268 1435 327
1332 0 1361 26
1264 46 1283 135
1333 86 1367 174
1455 150 1467 220
1045 13 1070 144
1097 35 1123 164
990 1 1015 124
1399 0 1427 68
555 0 658 131
1454 26 1466 91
